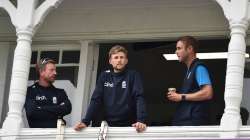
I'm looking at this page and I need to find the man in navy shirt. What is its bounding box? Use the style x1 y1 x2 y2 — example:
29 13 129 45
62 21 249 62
74 45 147 132
24 58 72 128
167 36 213 126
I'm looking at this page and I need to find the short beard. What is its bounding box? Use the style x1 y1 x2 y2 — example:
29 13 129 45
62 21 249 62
113 67 125 73
45 77 55 85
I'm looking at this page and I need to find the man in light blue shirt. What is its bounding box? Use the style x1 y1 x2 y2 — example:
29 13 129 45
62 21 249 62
167 36 213 125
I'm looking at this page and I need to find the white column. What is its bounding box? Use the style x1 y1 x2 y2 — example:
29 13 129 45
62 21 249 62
2 29 33 139
215 0 250 138
71 41 99 126
0 0 64 139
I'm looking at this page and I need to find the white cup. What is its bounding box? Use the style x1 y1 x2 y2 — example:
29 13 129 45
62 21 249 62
168 88 176 93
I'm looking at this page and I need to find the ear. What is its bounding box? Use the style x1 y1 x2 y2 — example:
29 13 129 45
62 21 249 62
187 45 193 52
125 57 128 65
39 69 44 75
109 58 112 64
38 70 43 78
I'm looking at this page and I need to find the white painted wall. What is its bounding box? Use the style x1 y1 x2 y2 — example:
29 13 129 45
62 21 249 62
0 43 11 125
71 42 98 126
0 43 14 127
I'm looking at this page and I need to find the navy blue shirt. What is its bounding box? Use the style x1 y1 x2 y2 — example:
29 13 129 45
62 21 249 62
82 69 147 126
24 82 72 128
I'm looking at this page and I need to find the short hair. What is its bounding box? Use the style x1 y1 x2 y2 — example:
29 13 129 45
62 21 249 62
36 58 56 72
108 45 128 59
177 36 199 53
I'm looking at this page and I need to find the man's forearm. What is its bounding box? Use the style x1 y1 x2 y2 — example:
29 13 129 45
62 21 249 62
42 102 71 116
184 85 213 101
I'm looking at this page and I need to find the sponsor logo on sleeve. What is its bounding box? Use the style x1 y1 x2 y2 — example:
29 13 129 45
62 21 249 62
36 96 47 101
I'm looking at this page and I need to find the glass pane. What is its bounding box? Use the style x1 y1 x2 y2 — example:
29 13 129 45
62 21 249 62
40 51 59 63
62 51 80 64
31 51 38 64
56 67 79 87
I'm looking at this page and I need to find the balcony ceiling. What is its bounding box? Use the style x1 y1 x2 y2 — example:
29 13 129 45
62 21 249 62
60 0 216 9
0 0 217 17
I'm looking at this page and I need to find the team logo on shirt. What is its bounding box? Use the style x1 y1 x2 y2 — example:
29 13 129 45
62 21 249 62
122 81 126 88
53 97 57 104
104 82 114 87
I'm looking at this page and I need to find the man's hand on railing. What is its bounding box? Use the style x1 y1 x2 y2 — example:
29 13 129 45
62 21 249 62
74 122 87 131
132 122 147 133
74 121 146 133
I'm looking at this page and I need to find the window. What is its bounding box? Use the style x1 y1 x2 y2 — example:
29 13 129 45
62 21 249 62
62 51 80 64
40 51 60 63
29 48 80 87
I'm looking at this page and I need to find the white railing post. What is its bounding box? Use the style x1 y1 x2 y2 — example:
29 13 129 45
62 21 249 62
56 119 65 140
98 121 108 140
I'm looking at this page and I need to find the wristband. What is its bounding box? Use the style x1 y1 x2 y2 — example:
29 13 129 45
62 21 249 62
181 94 186 101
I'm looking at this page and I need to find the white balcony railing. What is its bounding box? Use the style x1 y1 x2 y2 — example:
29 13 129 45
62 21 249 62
1 124 250 140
